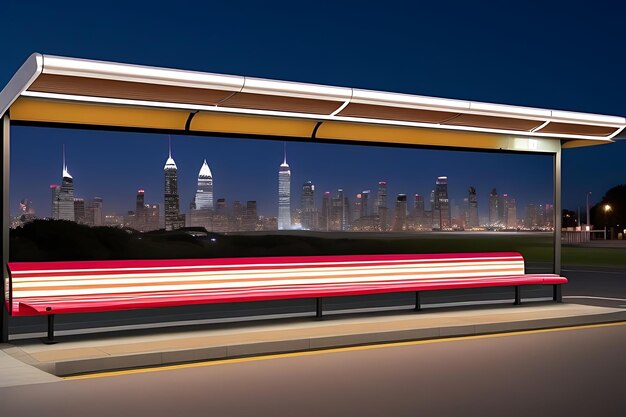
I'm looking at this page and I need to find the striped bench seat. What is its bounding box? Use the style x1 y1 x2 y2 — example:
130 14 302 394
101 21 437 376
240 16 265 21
6 252 567 342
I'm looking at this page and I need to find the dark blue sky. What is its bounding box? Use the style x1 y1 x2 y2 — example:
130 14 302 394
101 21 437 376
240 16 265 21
2 1 625 218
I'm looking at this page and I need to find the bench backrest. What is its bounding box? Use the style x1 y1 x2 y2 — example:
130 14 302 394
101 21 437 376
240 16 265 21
7 252 525 315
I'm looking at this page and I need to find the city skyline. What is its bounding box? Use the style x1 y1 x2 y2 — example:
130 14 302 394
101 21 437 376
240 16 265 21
11 128 557 222
12 130 559 231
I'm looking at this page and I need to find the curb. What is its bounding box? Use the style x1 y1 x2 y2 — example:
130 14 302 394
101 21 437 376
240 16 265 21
27 310 626 377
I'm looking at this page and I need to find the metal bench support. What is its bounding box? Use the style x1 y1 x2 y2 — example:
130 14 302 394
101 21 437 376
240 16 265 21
414 291 421 311
514 286 521 305
316 297 323 320
553 284 562 303
43 314 56 344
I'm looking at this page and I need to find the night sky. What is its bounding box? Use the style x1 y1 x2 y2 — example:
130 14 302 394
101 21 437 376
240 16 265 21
2 1 625 219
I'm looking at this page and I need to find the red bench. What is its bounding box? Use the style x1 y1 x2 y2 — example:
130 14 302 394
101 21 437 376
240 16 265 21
6 252 566 342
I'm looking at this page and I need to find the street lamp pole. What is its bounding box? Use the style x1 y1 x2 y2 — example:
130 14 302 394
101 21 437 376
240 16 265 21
586 192 591 229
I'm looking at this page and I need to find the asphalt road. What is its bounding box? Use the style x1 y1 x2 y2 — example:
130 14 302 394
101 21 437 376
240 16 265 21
8 264 626 337
1 322 624 417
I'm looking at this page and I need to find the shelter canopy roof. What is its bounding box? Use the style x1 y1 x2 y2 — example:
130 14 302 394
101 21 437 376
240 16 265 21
1 53 624 152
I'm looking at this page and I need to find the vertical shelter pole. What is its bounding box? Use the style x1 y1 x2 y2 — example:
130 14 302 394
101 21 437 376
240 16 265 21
1 113 10 342
554 147 562 276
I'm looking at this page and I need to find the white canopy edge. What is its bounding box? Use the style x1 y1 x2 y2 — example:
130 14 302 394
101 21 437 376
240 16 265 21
1 53 625 142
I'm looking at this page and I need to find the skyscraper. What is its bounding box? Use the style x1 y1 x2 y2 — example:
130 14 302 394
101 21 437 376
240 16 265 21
278 145 291 230
330 189 349 231
145 204 160 231
393 194 408 231
429 189 436 229
301 181 316 230
231 200 244 231
489 188 499 227
195 159 214 210
50 185 60 219
52 146 75 221
507 197 517 229
361 190 370 218
134 189 146 230
164 140 184 231
434 176 450 229
216 198 227 215
413 194 426 229
213 198 229 233
375 181 387 215
545 204 554 229
243 201 258 231
353 193 363 223
320 191 331 231
74 198 86 224
499 193 509 227
86 197 103 226
526 204 538 229
468 187 479 228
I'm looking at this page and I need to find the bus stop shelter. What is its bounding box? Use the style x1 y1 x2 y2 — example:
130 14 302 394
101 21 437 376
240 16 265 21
1 53 625 342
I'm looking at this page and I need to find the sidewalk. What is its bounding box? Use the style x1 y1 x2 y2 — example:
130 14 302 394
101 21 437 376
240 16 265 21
3 301 625 377
0 347 60 387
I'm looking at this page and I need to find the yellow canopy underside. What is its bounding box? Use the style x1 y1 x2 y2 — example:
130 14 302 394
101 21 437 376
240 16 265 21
9 97 600 151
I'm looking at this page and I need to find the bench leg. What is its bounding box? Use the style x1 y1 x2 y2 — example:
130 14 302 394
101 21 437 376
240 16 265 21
43 314 56 344
315 297 323 320
414 291 421 311
514 286 521 305
553 284 562 303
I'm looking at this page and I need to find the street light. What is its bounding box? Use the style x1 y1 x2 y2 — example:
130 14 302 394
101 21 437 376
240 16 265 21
604 204 612 239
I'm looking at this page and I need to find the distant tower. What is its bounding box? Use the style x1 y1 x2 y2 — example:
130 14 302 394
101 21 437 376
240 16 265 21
50 185 60 219
499 193 509 227
164 138 183 231
243 201 259 231
135 189 146 230
56 145 75 221
361 190 370 218
489 188 499 227
195 159 214 210
278 144 291 230
507 197 517 229
413 194 425 228
393 194 408 231
74 198 86 224
375 181 387 215
89 197 103 226
434 176 450 229
301 181 316 230
468 187 479 228
331 189 349 231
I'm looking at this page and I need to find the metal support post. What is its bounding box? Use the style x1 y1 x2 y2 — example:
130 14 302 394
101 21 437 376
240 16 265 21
514 286 521 305
44 314 56 344
1 113 10 343
554 148 562 276
553 285 562 303
315 297 323 320
414 291 421 311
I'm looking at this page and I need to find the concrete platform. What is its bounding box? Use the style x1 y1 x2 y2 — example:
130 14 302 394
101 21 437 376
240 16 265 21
3 302 626 377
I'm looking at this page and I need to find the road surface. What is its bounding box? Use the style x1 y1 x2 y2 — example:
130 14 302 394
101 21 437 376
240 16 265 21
0 321 624 416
